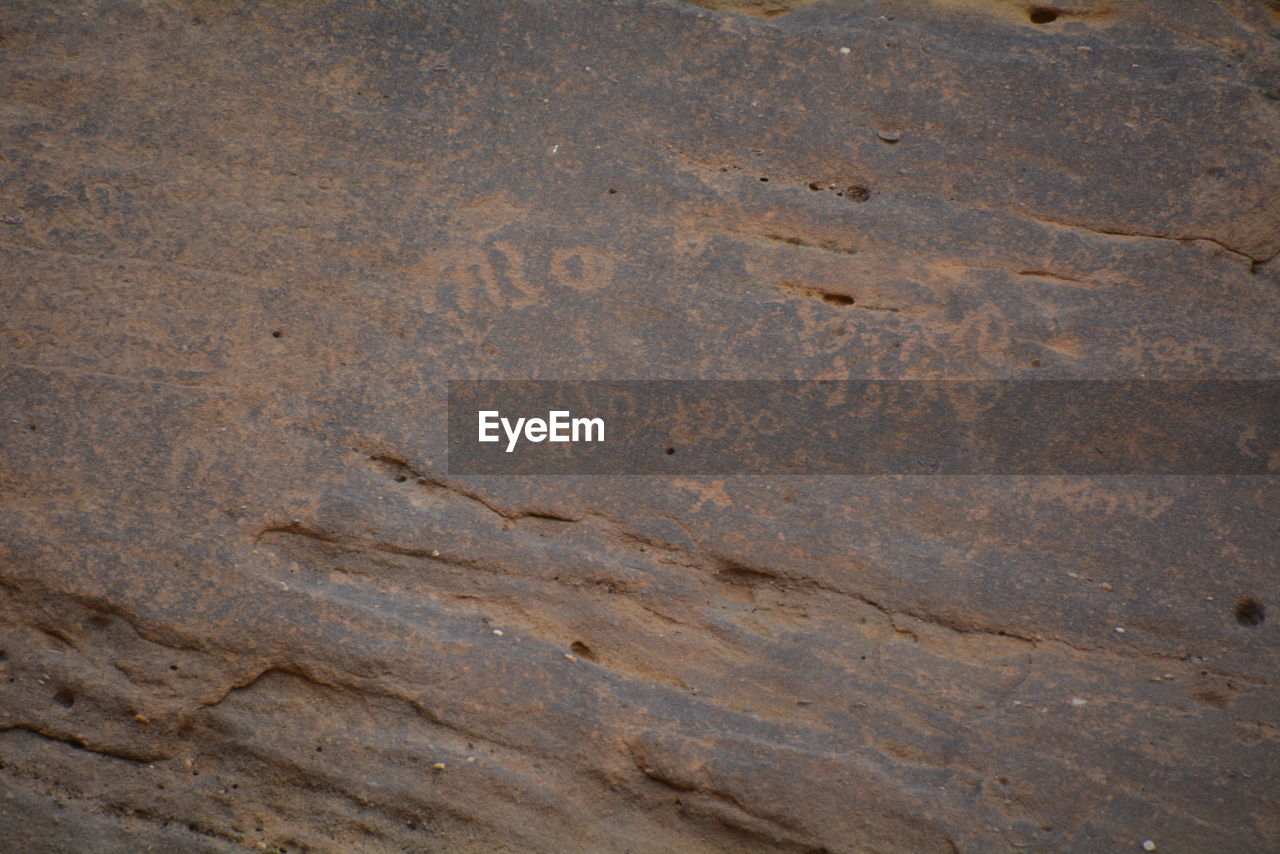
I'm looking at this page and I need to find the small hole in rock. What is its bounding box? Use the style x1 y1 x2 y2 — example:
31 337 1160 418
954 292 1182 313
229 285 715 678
53 687 76 708
607 188 617 194
843 185 871 203
1234 596 1265 627
821 293 855 306
1030 359 1042 367
759 177 769 182
394 475 407 483
570 640 595 660
271 330 282 338
808 182 820 191
1029 7 1058 24
665 446 676 455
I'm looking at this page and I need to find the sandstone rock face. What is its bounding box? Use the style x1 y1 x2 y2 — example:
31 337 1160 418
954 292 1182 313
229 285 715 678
1 1 1277 852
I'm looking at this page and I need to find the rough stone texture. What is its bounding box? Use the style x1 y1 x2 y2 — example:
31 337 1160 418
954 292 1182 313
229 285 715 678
1 1 1278 852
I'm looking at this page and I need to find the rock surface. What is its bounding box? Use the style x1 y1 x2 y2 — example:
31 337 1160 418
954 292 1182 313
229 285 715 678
1 1 1278 852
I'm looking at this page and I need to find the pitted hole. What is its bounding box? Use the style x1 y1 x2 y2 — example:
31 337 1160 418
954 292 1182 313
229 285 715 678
0 649 6 661
1029 7 1059 24
759 176 769 182
394 475 408 483
607 187 617 194
1234 596 1265 627
169 664 179 671
843 185 871 202
570 640 596 661
271 330 282 338
665 446 676 455
53 687 76 708
808 182 821 191
821 293 855 306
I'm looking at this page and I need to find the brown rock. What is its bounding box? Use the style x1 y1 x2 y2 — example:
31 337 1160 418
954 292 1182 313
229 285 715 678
1 1 1277 852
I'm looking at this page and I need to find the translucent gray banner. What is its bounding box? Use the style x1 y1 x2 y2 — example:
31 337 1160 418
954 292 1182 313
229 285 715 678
447 381 1278 475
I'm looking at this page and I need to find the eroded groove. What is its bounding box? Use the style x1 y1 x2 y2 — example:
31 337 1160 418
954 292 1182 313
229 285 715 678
256 502 1278 690
761 232 858 256
776 280 856 306
1017 211 1267 264
358 446 584 523
1017 268 1086 284
0 724 159 765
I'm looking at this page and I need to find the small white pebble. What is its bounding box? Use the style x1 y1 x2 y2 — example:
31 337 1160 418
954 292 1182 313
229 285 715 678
1070 697 1087 706
466 756 476 763
1115 626 1126 633
839 46 850 55
1142 841 1157 852
430 549 440 558
563 653 578 663
492 629 503 636
432 762 446 770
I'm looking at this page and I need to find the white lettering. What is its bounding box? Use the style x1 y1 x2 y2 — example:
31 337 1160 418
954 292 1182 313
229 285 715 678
573 416 604 442
478 410 500 443
479 410 604 452
502 416 526 453
549 410 570 442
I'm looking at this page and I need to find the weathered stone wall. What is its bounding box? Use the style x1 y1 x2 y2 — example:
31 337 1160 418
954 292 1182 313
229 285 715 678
1 1 1277 851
